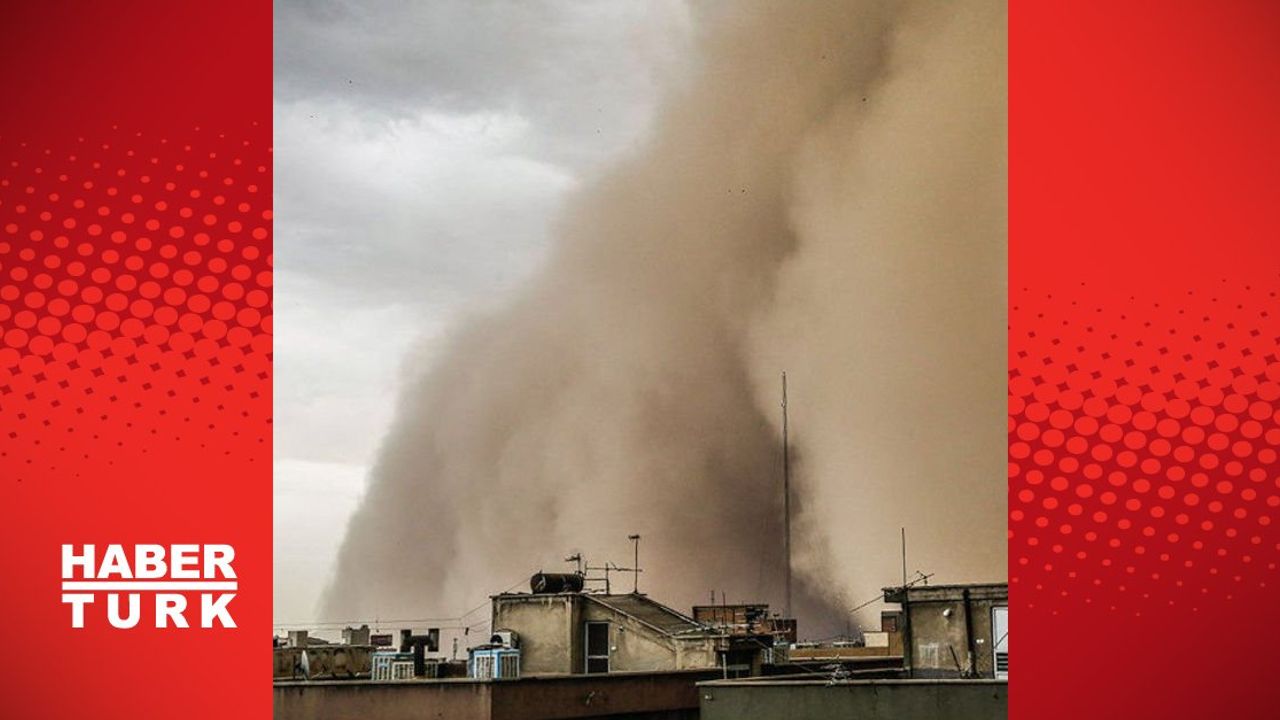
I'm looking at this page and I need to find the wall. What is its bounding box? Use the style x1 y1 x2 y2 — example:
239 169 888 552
699 679 1007 720
493 594 720 675
273 670 721 720
907 598 1004 678
581 600 681 672
274 680 491 720
492 595 577 675
489 671 717 720
672 638 717 671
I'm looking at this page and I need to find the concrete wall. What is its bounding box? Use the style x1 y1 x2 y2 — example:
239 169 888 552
493 594 578 675
907 598 1003 678
489 671 716 720
577 601 720 672
699 679 1007 720
274 680 491 720
274 670 721 720
586 605 672 672
493 595 719 675
672 638 716 672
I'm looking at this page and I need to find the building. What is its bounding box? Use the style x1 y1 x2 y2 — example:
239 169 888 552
275 669 721 720
273 626 442 681
690 603 797 644
274 644 374 681
882 582 1008 679
341 624 371 646
698 677 1007 720
690 603 796 676
491 582 726 675
274 575 729 720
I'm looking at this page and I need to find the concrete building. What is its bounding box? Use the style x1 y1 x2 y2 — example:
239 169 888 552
274 644 374 681
690 603 797 644
698 677 1007 720
275 669 721 720
273 626 442 680
882 583 1008 679
341 624 371 646
491 589 724 675
689 603 796 676
274 581 730 719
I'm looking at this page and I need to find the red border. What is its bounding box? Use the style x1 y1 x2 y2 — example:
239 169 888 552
1012 2 1280 717
0 2 270 717
6 1 1280 716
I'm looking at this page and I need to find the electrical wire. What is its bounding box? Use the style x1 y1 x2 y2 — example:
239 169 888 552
272 574 532 632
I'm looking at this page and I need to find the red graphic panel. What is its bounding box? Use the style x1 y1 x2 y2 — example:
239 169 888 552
1013 2 1280 718
0 2 270 718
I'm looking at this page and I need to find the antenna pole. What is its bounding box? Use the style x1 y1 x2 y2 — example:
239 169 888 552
628 534 641 594
901 527 907 589
901 526 911 678
782 372 792 619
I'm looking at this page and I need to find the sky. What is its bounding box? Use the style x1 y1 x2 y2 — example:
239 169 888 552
272 0 696 626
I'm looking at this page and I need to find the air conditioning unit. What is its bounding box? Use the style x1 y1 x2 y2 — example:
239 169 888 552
372 651 416 682
469 647 521 679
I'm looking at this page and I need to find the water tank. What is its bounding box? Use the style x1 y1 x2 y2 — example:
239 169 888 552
530 572 584 594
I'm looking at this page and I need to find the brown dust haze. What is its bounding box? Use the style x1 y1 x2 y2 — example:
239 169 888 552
323 0 1006 633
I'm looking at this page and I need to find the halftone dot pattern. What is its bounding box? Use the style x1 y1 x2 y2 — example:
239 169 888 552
0 2 272 718
0 124 271 480
1008 3 1280 718
1010 281 1280 616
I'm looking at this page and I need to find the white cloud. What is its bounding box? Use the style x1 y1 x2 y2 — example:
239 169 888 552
274 101 576 304
273 458 368 623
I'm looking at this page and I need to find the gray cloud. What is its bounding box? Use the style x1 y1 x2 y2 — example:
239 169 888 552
273 0 693 624
275 0 692 167
274 101 573 305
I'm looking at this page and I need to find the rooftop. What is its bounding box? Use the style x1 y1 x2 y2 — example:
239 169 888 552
699 677 1008 688
493 591 720 638
882 582 1008 604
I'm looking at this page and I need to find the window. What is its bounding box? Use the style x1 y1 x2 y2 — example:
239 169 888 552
992 606 1009 680
585 622 609 674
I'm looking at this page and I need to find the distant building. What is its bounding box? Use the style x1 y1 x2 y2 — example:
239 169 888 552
273 626 441 681
274 644 373 681
690 603 797 644
882 582 1008 679
690 603 796 676
341 624 371 646
491 582 726 675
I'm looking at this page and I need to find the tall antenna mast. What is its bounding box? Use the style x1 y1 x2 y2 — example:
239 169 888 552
782 371 792 619
628 534 641 594
901 527 908 589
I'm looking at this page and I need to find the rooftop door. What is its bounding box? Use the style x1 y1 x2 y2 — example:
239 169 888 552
585 621 610 674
